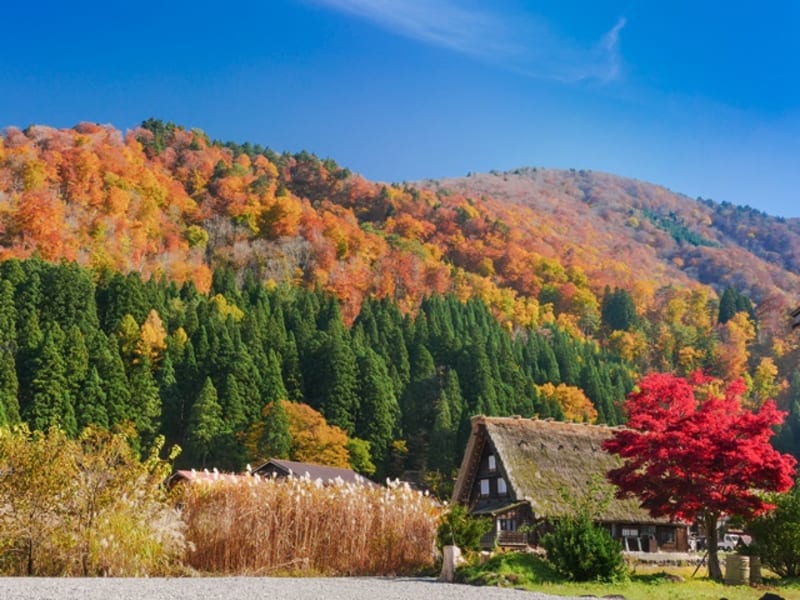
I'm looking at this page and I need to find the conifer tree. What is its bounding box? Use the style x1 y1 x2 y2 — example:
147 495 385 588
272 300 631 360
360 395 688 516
552 329 580 386
186 377 225 467
221 373 247 432
534 335 561 384
157 352 183 443
93 331 132 426
428 387 455 473
26 324 77 436
63 325 89 402
355 348 399 469
262 349 288 404
601 287 638 331
127 354 161 449
257 399 292 461
281 333 305 401
76 366 109 429
718 287 738 325
0 280 20 424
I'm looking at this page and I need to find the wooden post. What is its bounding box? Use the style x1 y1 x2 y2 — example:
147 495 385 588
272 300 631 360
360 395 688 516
439 545 462 582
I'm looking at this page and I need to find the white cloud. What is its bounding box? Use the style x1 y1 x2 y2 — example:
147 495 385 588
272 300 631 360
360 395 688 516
311 0 626 83
312 0 518 57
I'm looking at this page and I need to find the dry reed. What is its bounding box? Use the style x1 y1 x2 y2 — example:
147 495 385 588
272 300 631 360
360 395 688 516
179 474 440 575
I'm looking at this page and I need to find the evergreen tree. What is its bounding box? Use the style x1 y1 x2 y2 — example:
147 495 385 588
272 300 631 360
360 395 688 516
96 271 149 331
76 366 109 429
355 348 399 469
63 325 89 402
26 324 77 436
94 331 133 426
186 377 226 467
221 373 247 432
304 320 359 435
0 280 20 424
262 349 289 404
428 386 455 473
257 399 292 461
552 329 580 386
158 352 184 445
127 355 161 449
456 343 498 416
601 287 638 331
534 335 561 384
281 334 304 401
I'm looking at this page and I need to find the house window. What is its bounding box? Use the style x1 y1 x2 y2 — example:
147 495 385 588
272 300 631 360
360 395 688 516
479 478 490 497
487 454 497 472
659 529 676 544
499 518 516 531
621 527 638 538
497 477 507 495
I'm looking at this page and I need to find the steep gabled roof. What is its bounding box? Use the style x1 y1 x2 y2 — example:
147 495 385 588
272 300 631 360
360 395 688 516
253 458 376 487
453 416 671 524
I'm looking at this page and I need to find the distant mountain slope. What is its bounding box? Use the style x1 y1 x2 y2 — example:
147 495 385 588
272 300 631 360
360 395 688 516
420 168 800 307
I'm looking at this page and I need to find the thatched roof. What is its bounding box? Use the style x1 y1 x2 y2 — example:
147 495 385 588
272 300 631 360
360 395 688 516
453 416 671 525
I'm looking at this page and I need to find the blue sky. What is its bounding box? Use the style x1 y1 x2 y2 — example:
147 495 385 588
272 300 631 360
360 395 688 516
2 1 799 217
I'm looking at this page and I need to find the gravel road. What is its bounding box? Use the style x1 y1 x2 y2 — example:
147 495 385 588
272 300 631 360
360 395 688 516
0 577 586 600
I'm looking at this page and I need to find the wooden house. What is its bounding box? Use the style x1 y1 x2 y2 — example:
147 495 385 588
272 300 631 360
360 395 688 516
166 468 253 488
252 458 376 487
452 416 689 552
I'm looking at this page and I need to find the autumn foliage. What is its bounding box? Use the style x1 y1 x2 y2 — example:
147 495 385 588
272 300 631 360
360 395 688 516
604 371 796 579
4 119 800 483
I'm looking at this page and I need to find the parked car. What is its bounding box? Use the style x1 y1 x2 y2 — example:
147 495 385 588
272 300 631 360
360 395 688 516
718 533 741 551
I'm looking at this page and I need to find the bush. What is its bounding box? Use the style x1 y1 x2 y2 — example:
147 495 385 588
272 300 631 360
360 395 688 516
436 503 492 552
748 486 800 577
541 512 626 582
0 425 185 576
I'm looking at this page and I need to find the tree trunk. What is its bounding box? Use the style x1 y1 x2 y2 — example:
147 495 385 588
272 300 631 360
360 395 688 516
704 512 722 581
27 537 33 576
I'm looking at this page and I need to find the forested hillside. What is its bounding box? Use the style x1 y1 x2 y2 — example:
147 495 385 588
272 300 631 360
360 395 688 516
2 120 800 481
0 258 632 479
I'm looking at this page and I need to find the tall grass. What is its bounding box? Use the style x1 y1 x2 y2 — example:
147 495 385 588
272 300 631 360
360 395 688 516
180 474 440 575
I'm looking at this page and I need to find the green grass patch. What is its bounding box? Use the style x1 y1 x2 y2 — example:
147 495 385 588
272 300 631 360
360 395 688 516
456 551 800 600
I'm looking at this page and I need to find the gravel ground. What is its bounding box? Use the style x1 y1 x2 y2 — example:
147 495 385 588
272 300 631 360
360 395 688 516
0 577 586 600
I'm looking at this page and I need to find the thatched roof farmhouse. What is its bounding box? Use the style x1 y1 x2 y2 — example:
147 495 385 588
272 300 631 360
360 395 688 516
452 416 689 552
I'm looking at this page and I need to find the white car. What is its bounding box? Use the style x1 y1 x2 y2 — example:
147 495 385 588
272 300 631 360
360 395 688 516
718 533 740 552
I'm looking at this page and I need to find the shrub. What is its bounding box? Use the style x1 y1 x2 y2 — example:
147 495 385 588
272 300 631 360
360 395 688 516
0 425 186 576
541 512 626 582
436 503 492 552
748 486 800 577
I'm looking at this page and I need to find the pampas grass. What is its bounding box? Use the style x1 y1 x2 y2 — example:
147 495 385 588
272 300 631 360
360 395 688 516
180 475 440 575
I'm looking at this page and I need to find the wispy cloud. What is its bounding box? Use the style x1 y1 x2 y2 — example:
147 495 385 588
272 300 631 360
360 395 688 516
311 0 626 83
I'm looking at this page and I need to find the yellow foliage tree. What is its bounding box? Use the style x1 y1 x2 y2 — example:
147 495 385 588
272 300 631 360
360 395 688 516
245 402 352 469
137 309 167 365
537 382 598 423
715 311 755 381
284 402 350 468
748 357 784 409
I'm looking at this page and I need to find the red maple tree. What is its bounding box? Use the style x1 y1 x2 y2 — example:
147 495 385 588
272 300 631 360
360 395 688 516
603 371 796 580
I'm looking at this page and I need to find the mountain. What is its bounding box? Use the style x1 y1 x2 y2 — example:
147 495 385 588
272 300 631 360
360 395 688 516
2 120 800 475
421 167 800 306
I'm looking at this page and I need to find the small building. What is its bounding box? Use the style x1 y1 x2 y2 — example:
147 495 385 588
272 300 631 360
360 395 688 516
452 416 689 552
252 458 376 487
167 468 253 488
